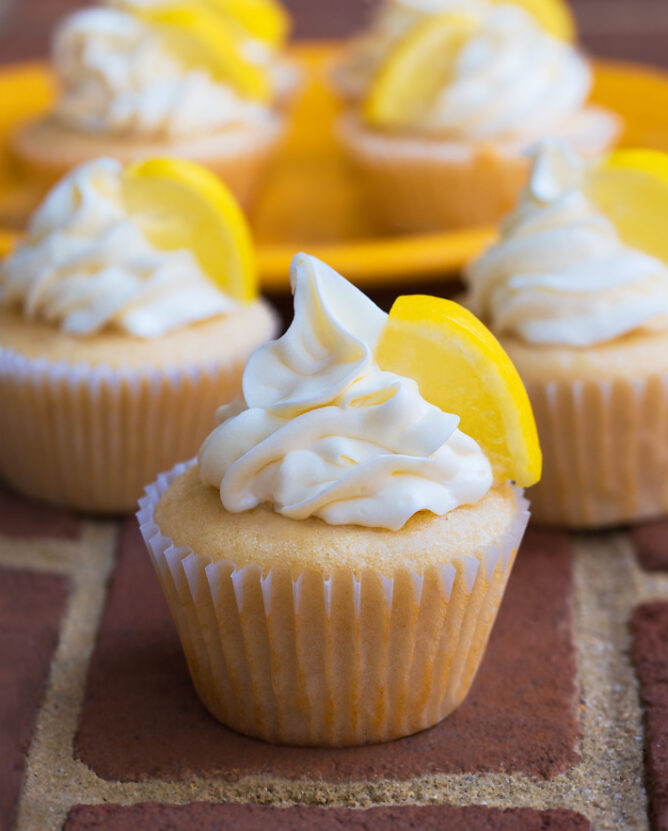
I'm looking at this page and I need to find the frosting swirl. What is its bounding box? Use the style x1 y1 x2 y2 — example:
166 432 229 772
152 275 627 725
199 253 492 530
465 141 668 346
52 8 271 138
0 159 237 337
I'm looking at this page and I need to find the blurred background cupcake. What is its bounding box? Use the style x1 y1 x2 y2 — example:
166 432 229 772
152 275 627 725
9 0 297 211
0 155 278 513
337 0 620 233
464 140 668 528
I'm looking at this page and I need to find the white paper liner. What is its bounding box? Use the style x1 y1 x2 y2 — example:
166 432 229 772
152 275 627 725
0 344 251 513
137 459 530 746
526 373 668 528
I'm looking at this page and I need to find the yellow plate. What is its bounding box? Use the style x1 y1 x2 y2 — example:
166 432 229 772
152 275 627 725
2 44 668 289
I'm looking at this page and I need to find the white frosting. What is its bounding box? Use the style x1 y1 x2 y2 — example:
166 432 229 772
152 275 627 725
422 6 591 142
52 8 271 138
0 159 237 337
336 0 488 98
199 253 493 530
465 141 668 346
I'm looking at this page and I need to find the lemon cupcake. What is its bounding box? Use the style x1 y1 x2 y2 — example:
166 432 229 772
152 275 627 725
465 140 668 528
138 252 539 746
10 0 295 211
0 156 277 513
338 0 620 232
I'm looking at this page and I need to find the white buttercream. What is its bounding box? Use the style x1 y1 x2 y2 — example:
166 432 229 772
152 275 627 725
465 141 668 346
0 159 237 337
52 8 270 138
198 253 493 530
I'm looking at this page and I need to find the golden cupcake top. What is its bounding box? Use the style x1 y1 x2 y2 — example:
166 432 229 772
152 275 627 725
0 156 258 337
465 141 668 346
198 253 540 530
51 0 295 138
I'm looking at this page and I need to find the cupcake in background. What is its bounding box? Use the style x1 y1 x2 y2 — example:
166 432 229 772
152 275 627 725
138 251 539 746
338 0 620 232
10 0 296 210
464 140 668 528
0 156 278 513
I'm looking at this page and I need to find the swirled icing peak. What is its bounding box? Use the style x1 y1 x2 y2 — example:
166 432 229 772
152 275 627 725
198 253 493 530
465 141 668 346
0 159 236 337
52 8 271 138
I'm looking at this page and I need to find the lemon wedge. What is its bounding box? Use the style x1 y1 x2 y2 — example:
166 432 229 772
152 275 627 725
585 148 668 266
495 0 576 41
375 295 541 487
131 3 271 101
203 0 290 45
122 158 257 302
364 13 480 130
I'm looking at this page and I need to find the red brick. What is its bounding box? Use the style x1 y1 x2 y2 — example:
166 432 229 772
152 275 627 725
64 803 591 831
0 567 69 831
76 525 579 782
0 482 81 540
631 522 668 573
630 602 668 831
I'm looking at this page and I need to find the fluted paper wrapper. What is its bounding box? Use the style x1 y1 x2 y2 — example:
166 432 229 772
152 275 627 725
0 348 248 513
527 373 668 528
138 460 530 746
339 118 528 233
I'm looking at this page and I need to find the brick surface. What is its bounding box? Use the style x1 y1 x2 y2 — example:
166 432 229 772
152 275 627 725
0 567 69 831
630 602 668 831
64 803 591 831
0 0 666 67
0 481 81 540
631 521 668 573
76 525 579 782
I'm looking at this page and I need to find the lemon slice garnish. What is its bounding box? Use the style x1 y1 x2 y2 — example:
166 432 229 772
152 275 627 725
585 148 668 266
203 0 290 46
122 158 257 302
364 13 480 130
496 0 576 41
131 2 272 102
376 295 542 488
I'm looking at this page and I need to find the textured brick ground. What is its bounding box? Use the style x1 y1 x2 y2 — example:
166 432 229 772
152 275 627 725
64 803 591 831
0 567 69 831
631 603 668 831
0 483 80 540
75 526 579 782
631 521 668 573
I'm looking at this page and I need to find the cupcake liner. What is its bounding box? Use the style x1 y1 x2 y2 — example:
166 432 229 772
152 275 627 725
10 116 285 216
0 348 249 513
338 111 619 233
138 460 530 746
526 373 668 528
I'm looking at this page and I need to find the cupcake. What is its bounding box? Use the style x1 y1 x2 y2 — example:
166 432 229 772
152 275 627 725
0 156 277 513
138 252 539 746
338 1 620 232
464 140 668 528
10 0 295 211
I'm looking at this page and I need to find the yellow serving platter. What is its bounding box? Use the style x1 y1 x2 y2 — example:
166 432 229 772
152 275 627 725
1 43 668 289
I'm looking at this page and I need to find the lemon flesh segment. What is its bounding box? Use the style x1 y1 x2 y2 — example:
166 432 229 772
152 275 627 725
494 0 576 41
133 4 272 102
375 296 542 488
364 14 480 130
585 148 668 267
122 158 257 302
203 0 290 45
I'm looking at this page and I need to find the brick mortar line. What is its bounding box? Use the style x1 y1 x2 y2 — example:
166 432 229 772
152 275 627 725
14 521 119 831
0 532 93 575
10 529 658 829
